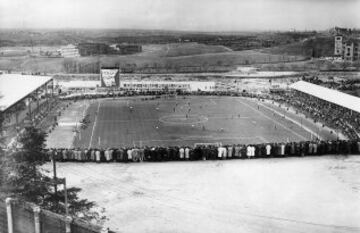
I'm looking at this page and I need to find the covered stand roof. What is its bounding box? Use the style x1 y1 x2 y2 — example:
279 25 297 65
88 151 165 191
0 74 53 112
290 80 360 114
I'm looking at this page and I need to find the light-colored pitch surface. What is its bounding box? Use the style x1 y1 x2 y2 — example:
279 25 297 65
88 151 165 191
71 96 316 148
44 156 360 233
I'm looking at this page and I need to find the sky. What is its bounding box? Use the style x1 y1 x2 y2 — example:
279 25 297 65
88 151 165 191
0 0 359 31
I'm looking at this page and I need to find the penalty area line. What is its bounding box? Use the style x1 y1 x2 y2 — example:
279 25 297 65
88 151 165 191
89 101 101 149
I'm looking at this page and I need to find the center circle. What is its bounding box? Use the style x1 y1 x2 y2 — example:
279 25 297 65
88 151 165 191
159 114 208 125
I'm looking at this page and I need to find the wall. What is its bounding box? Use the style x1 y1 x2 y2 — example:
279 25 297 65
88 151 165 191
0 197 112 233
0 199 7 233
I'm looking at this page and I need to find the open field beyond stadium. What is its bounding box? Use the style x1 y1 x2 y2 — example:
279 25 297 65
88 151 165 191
43 155 360 233
46 96 336 149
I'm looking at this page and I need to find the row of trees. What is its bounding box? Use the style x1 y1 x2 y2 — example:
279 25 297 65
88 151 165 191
0 114 105 223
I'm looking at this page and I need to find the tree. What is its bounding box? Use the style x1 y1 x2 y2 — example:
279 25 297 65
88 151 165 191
0 110 5 181
0 126 105 223
0 127 49 203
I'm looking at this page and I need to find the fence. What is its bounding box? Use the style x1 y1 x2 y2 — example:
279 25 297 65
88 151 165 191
0 199 7 233
0 197 109 233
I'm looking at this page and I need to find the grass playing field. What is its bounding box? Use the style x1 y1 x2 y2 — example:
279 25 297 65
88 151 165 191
68 96 318 149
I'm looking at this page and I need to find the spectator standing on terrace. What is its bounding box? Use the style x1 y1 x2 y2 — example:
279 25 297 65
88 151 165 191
251 145 256 158
179 147 185 160
95 149 101 162
227 145 233 159
185 147 190 160
266 144 271 157
234 145 241 158
246 145 251 159
127 148 133 161
217 146 226 159
222 146 227 160
131 148 140 162
280 143 285 157
90 149 95 161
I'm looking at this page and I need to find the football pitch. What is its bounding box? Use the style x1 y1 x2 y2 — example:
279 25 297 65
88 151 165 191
70 96 315 148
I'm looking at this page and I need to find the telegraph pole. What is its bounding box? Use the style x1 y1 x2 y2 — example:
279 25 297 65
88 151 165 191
51 154 58 195
63 178 69 216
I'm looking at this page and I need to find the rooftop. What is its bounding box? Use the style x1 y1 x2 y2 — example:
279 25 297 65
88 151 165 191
0 74 53 111
290 80 360 114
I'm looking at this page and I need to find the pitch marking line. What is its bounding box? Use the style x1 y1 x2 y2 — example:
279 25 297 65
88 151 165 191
134 136 260 144
258 101 323 140
89 101 101 148
236 99 308 141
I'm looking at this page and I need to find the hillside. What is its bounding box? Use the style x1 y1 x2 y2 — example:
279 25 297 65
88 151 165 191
0 49 305 74
140 43 232 57
260 36 335 58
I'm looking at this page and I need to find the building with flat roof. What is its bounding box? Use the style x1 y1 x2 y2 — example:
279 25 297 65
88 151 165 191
59 44 80 58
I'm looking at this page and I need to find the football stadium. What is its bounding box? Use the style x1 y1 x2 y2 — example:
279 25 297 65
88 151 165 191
1 69 360 233
1 0 360 232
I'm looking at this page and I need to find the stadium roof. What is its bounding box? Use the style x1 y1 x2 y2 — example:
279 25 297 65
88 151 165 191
0 74 53 112
290 80 360 113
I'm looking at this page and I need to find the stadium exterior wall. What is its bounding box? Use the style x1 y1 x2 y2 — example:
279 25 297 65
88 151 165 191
119 81 216 92
0 197 113 233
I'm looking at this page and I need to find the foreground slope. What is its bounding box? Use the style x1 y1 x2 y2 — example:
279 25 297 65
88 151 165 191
46 156 360 233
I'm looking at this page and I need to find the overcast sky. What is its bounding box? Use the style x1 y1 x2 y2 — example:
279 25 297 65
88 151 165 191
0 0 359 31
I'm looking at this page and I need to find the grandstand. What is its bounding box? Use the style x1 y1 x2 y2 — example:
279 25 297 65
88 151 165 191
288 80 360 139
0 74 55 147
290 81 360 114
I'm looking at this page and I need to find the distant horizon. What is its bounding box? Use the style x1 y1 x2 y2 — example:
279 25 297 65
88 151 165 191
1 0 359 31
0 26 344 33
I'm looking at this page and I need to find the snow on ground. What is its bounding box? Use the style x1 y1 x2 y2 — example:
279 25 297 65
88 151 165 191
44 156 360 233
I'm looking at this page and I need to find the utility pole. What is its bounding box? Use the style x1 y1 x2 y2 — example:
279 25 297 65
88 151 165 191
51 154 58 195
28 97 33 124
49 177 69 216
63 178 69 216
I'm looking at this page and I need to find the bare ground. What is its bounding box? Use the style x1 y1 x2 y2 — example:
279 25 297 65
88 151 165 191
43 155 360 233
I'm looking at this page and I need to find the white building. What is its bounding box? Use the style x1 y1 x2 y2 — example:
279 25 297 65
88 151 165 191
119 81 216 92
59 44 80 58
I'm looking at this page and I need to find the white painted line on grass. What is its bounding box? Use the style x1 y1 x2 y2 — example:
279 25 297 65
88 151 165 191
89 101 101 148
135 136 260 144
236 99 308 141
257 102 323 140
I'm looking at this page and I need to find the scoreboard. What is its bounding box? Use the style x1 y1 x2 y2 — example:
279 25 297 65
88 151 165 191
100 67 119 87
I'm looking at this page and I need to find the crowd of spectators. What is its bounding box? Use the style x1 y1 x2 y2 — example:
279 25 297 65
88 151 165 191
272 90 360 140
59 89 261 101
302 76 360 95
45 140 360 163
